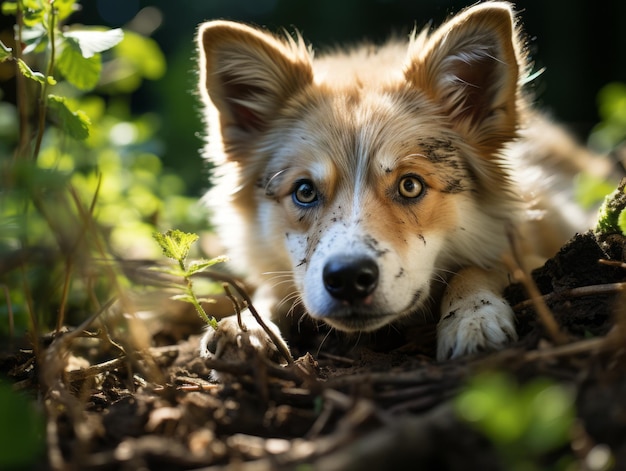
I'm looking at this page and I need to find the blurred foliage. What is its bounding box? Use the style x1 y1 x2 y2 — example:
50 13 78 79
0 381 45 468
574 172 618 210
580 81 626 218
455 372 577 471
588 82 626 154
0 0 209 339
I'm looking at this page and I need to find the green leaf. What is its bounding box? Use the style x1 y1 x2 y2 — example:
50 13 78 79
1 2 17 16
115 31 166 80
574 172 616 209
196 298 217 304
47 95 91 141
63 28 124 58
171 294 196 304
53 0 78 21
56 39 101 91
19 0 45 28
598 82 626 124
0 383 45 467
455 372 575 461
22 0 43 11
186 256 228 276
17 59 45 83
0 40 12 62
21 24 48 55
524 383 574 454
153 230 199 262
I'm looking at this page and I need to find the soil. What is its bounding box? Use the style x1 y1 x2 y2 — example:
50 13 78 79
2 227 626 470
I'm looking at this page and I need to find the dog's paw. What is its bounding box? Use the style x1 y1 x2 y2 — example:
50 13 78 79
436 290 517 361
199 312 289 373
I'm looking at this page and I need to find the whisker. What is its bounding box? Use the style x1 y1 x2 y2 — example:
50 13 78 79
269 280 298 292
420 295 435 323
276 293 299 315
297 311 308 332
431 266 456 287
261 270 295 277
348 331 363 355
316 327 335 356
283 294 303 317
388 323 401 336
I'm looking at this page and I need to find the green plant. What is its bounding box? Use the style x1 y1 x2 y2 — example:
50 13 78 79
152 229 225 329
0 0 205 338
0 381 45 468
0 0 128 338
575 82 626 214
455 372 576 470
588 82 626 154
1 0 123 156
596 180 626 236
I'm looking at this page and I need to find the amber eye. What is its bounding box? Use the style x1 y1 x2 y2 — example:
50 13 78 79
398 175 425 199
292 179 318 207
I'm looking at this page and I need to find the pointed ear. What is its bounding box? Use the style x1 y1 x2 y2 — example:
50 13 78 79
198 21 313 145
405 3 523 152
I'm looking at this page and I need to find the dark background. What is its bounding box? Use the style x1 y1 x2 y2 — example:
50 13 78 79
6 0 626 195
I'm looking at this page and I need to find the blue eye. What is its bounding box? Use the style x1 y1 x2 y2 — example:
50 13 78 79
292 179 318 207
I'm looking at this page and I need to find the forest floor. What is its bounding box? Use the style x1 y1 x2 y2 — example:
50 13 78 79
2 212 626 470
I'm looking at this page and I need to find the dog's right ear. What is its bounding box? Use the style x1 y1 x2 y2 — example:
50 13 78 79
198 21 313 146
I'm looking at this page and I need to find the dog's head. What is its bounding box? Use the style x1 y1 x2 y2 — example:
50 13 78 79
198 3 525 331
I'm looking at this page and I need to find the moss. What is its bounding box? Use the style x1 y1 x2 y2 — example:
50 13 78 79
596 178 626 236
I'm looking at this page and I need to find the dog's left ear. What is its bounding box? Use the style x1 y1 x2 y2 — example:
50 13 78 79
405 2 522 153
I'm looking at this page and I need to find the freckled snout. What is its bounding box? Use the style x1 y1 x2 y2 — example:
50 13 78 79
322 255 379 303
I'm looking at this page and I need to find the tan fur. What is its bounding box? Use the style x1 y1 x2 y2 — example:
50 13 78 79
197 2 606 361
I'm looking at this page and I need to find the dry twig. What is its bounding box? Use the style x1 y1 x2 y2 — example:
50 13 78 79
513 282 626 311
505 230 569 345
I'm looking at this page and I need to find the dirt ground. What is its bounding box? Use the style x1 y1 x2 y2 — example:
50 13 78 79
2 215 626 470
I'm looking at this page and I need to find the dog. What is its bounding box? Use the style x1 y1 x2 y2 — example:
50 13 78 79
196 2 608 363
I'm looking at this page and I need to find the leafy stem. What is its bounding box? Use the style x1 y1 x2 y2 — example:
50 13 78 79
152 230 224 330
185 276 215 328
153 229 295 364
179 249 217 329
13 1 30 159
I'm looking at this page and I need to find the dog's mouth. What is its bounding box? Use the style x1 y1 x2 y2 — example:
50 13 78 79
321 309 398 332
309 288 426 333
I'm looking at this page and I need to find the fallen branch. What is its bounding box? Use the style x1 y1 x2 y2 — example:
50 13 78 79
599 259 626 269
66 356 127 382
513 282 626 311
522 331 623 362
505 230 569 345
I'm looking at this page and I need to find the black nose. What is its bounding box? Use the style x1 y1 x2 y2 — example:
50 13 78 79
323 255 379 302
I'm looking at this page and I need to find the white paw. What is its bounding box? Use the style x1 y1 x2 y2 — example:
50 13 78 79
199 312 289 369
436 291 517 361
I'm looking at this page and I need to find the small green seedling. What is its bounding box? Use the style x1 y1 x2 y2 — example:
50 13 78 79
595 180 626 236
152 229 226 330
